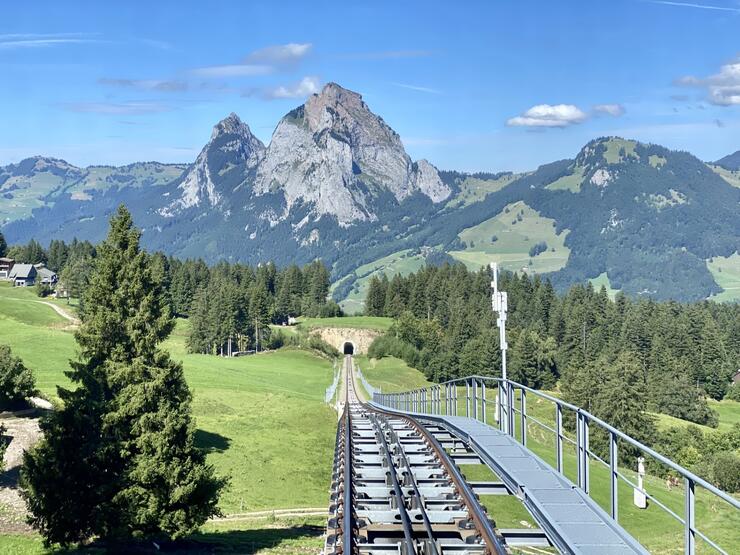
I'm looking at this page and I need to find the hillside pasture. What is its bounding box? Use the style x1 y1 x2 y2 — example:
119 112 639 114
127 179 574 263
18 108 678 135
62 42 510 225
449 201 570 274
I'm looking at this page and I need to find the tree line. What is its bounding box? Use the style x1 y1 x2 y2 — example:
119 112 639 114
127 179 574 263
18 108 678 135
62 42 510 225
365 264 740 491
0 230 341 356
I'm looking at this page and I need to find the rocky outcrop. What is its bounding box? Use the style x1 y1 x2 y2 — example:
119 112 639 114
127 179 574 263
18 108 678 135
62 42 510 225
254 83 450 226
160 113 265 217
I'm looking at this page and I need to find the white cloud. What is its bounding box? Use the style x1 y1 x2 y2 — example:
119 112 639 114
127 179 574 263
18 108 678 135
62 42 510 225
678 57 740 106
263 76 321 99
507 104 588 127
98 78 188 92
393 83 442 94
0 33 103 50
190 64 273 78
245 43 312 65
63 102 171 115
593 103 626 117
646 1 740 12
191 43 312 80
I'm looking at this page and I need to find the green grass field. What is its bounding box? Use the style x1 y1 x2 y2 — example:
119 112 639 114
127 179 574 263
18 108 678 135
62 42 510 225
331 249 428 314
545 165 585 192
449 201 571 274
589 272 619 299
0 515 326 554
0 283 338 551
355 355 430 393
709 164 740 189
445 174 519 209
297 316 393 331
707 252 740 303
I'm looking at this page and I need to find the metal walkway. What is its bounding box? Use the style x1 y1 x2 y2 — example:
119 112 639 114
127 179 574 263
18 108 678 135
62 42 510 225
370 405 649 555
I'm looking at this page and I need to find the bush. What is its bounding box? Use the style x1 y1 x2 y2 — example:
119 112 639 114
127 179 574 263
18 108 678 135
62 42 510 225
528 241 548 257
0 344 37 409
368 335 420 368
711 452 740 493
35 282 52 298
725 383 740 402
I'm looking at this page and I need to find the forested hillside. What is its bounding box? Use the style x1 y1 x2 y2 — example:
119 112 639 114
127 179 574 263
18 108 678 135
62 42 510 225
363 263 740 491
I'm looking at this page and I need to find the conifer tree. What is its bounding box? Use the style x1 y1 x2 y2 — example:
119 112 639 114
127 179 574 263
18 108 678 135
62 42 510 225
21 205 225 547
0 230 6 257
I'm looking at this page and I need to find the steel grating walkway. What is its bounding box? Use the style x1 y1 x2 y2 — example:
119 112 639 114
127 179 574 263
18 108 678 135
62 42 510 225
369 405 650 555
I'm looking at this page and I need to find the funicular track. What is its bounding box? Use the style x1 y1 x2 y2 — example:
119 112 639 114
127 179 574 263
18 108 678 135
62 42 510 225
325 356 509 555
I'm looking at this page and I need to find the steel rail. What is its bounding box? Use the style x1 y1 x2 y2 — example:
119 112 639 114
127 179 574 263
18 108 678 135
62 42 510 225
370 413 418 555
349 361 506 555
381 415 440 555
342 357 354 555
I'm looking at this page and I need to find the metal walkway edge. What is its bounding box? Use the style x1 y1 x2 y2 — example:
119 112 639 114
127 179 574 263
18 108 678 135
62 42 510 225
369 403 650 555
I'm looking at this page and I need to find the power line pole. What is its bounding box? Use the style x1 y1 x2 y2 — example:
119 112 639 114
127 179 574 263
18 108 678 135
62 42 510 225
490 262 511 435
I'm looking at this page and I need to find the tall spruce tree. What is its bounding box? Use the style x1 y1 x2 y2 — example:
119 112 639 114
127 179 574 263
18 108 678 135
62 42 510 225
21 206 225 547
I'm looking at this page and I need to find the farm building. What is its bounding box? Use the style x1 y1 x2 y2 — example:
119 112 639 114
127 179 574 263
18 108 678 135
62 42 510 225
34 263 58 285
0 257 14 279
8 263 37 287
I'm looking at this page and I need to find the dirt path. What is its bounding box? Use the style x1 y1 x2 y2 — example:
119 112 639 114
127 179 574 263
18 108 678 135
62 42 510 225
35 300 79 324
211 508 327 522
0 413 42 533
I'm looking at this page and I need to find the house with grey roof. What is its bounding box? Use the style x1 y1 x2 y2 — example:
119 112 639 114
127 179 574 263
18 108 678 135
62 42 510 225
34 263 58 285
0 257 14 279
9 263 37 287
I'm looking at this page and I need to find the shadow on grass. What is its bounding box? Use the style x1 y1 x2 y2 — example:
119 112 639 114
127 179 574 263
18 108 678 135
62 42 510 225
194 429 231 454
42 525 325 554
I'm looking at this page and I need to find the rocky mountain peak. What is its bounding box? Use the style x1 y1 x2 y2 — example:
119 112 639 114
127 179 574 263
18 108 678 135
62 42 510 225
254 83 449 226
211 112 254 141
159 112 266 217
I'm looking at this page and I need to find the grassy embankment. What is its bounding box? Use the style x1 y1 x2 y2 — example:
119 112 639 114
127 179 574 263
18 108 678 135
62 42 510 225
360 353 740 553
0 282 337 553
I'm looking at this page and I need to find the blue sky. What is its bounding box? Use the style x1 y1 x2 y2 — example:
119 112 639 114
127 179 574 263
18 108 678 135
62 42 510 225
0 0 738 171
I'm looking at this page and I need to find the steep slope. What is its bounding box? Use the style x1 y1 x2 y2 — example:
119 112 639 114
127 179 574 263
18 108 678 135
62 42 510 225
159 113 265 217
715 150 740 171
254 83 449 226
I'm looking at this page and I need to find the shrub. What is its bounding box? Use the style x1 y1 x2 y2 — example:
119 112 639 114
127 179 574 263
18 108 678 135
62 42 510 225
725 383 740 402
0 344 37 409
711 452 740 493
368 335 420 368
35 282 52 298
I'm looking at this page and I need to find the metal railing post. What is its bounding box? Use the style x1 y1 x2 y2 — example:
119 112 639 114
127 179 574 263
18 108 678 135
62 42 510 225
454 383 458 416
576 412 583 490
508 382 515 436
556 404 563 474
583 415 590 494
610 431 618 521
472 379 478 420
685 478 695 555
482 381 487 423
521 388 527 447
466 380 471 417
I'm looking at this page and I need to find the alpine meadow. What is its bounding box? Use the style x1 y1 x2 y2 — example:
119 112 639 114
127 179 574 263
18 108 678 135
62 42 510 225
0 2 738 554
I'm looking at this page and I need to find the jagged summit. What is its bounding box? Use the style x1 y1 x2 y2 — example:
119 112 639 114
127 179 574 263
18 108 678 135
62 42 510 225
254 82 449 225
160 112 266 217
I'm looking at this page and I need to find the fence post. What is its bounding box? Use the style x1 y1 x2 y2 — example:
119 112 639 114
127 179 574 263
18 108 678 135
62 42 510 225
481 381 487 423
576 412 583 490
466 380 471 417
508 382 515 436
685 478 695 555
521 388 527 447
556 404 563 474
610 431 618 521
472 379 478 420
583 415 590 494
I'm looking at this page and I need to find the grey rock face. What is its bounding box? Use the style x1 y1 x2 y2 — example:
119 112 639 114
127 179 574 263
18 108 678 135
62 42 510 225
255 83 449 225
160 113 265 217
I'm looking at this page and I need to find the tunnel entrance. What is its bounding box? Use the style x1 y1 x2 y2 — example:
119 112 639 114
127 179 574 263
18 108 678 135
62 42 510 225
343 342 355 355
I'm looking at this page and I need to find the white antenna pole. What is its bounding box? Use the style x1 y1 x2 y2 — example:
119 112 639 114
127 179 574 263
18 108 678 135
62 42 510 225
490 262 510 435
